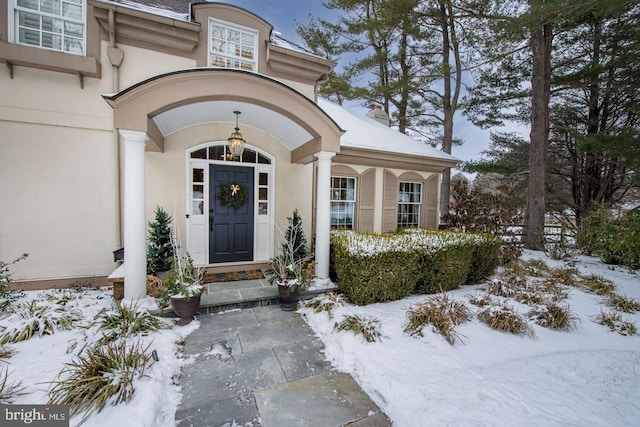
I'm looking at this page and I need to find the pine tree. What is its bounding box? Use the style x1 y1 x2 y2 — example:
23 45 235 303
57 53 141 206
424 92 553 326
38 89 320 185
147 206 173 274
282 209 308 264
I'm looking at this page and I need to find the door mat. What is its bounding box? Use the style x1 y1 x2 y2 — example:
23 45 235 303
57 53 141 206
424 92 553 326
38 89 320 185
204 269 264 283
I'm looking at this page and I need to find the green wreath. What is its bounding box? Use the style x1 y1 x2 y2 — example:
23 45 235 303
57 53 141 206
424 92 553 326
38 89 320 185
218 183 248 211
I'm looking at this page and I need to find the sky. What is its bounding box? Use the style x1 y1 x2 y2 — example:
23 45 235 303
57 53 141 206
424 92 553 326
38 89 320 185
219 1 529 166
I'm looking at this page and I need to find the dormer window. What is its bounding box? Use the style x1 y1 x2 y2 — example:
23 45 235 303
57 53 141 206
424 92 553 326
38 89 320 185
12 0 85 55
208 18 257 71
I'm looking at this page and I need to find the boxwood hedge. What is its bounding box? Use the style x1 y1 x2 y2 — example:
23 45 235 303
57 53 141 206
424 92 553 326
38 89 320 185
331 229 502 305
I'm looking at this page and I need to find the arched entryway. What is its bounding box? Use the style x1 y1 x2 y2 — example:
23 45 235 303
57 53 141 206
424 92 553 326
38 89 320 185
103 69 344 299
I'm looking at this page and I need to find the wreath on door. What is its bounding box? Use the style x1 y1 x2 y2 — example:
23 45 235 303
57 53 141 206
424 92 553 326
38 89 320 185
218 183 248 211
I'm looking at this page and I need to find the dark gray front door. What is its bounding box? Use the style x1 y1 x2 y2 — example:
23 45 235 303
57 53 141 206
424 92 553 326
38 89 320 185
209 164 254 263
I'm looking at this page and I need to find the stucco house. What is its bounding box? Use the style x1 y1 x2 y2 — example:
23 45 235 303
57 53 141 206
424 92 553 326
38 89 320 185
0 0 458 299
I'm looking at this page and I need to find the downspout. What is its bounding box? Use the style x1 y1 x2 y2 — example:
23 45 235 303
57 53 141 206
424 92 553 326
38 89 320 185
107 9 125 248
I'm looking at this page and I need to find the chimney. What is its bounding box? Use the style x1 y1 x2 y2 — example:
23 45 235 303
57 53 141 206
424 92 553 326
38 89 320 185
366 104 390 127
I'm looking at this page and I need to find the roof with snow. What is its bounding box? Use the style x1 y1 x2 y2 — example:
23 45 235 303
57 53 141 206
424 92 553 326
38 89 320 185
319 99 460 163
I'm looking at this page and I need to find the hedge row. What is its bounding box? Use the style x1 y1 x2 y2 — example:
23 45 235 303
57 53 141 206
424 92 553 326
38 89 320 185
331 229 501 305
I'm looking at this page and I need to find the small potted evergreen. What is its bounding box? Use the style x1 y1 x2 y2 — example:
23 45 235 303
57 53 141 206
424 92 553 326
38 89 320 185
265 209 314 310
159 224 204 325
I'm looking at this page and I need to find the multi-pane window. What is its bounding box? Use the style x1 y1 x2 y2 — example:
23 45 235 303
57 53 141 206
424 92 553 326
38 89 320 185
190 145 271 165
13 0 85 54
330 177 356 229
398 182 422 228
209 18 257 71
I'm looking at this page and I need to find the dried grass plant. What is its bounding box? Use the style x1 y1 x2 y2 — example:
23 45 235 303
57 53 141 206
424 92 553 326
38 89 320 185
334 314 382 343
477 305 534 337
405 293 471 345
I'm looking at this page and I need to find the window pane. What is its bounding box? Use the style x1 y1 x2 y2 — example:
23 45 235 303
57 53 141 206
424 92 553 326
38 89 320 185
17 0 38 10
193 184 204 199
259 188 267 201
258 153 271 164
64 37 81 53
259 202 268 215
192 168 204 183
207 145 223 160
19 28 40 45
192 201 203 215
41 0 60 14
64 21 82 37
259 172 268 186
191 148 207 159
242 148 256 163
42 32 62 49
19 11 40 29
62 2 81 20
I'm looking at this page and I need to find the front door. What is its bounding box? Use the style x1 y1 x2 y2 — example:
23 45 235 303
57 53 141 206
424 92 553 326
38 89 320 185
209 164 254 263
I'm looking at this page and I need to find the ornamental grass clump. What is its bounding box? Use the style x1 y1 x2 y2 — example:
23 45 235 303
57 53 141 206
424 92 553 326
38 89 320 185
0 367 26 404
334 314 382 343
579 274 616 296
0 253 27 313
0 300 83 344
477 305 534 337
404 293 472 345
48 340 153 424
304 292 345 319
528 302 580 331
594 310 637 336
95 302 165 345
604 293 640 313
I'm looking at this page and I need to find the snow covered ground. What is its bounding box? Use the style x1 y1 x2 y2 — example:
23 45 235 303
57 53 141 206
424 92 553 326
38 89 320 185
0 291 198 427
300 250 640 427
1 250 638 426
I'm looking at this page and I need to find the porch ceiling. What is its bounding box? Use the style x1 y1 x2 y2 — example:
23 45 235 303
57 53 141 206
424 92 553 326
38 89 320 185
152 100 313 151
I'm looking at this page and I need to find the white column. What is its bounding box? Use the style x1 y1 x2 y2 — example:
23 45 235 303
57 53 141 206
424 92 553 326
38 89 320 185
120 130 147 300
314 151 336 287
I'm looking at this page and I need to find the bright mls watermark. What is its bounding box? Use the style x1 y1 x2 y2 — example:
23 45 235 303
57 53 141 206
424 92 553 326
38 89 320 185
0 405 68 426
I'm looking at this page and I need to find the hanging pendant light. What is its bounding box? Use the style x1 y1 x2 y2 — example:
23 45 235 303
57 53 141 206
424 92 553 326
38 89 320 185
227 110 245 159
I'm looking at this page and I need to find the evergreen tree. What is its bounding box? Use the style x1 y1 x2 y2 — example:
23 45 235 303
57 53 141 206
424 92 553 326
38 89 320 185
282 209 308 264
147 206 173 274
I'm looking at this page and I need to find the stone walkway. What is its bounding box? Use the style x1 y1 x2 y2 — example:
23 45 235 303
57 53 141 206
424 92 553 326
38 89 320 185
175 305 390 427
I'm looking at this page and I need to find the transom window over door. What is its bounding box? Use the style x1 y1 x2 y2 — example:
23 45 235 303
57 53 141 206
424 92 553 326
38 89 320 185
398 182 422 228
13 0 85 54
330 176 356 229
209 18 257 71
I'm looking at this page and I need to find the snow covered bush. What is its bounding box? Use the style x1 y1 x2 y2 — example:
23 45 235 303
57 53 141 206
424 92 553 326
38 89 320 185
0 253 27 313
334 314 382 343
594 310 637 336
0 300 83 344
404 293 472 344
304 292 345 319
477 305 534 337
331 231 421 305
331 229 503 305
95 302 166 345
48 340 154 423
528 302 579 331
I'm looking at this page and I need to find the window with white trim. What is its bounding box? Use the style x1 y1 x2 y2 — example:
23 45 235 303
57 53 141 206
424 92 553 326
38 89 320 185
13 0 85 55
398 182 422 228
208 18 257 71
330 176 356 229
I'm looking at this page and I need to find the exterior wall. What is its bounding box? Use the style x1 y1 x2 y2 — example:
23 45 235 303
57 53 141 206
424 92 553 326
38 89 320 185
332 163 440 233
0 36 118 282
117 44 196 89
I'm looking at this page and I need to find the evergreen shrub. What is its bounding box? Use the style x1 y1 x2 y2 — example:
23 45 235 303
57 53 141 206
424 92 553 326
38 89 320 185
331 232 420 305
331 229 502 305
146 206 173 274
577 208 640 270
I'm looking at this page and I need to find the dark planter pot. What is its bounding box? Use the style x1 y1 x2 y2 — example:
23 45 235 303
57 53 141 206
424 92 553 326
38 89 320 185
171 294 202 325
278 285 301 311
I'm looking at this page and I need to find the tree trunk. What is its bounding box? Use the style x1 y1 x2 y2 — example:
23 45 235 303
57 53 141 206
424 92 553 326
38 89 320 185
523 15 552 250
438 0 461 219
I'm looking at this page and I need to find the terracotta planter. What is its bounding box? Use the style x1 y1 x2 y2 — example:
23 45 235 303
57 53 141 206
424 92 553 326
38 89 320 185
278 285 301 311
171 294 202 325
